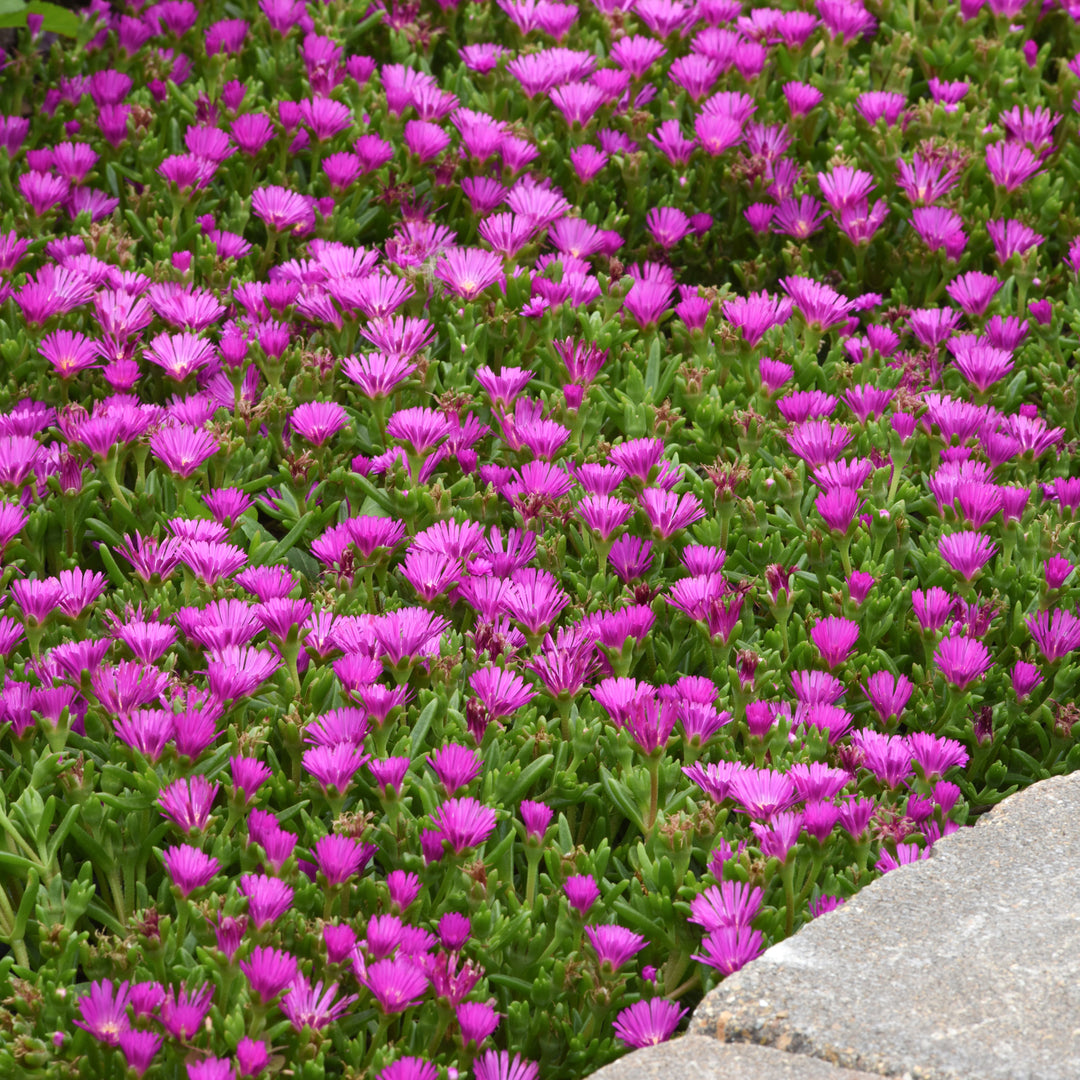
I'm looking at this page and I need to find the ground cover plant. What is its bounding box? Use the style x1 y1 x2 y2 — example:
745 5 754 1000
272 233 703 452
0 0 1079 1075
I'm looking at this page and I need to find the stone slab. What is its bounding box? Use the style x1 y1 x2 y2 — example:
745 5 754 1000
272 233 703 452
688 772 1080 1079
587 1037 885 1080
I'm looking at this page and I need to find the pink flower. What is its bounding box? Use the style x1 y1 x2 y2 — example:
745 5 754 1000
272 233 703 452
430 796 497 854
434 247 505 301
613 999 688 1048
934 635 993 689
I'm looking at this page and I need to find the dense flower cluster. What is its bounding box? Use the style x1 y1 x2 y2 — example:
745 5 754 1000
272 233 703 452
0 0 1078 1077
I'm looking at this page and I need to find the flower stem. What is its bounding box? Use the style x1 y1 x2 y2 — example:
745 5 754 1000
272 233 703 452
645 756 661 833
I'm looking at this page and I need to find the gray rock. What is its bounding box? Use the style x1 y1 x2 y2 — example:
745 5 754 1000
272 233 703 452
689 772 1080 1079
587 1037 885 1080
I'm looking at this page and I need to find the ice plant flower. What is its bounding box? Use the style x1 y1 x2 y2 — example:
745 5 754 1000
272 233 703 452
359 958 429 1014
585 925 647 972
239 873 294 928
280 975 359 1031
939 531 997 580
693 925 764 974
74 980 132 1046
473 1051 540 1080
1026 609 1080 663
810 616 859 668
434 248 505 301
612 999 688 1048
430 797 497 854
934 635 993 689
162 844 220 895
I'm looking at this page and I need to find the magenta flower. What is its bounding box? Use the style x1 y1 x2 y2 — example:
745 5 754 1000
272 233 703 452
692 924 764 974
206 643 280 699
609 34 666 77
646 119 697 166
19 172 70 216
238 873 294 928
777 390 837 424
251 185 314 231
730 767 798 820
158 775 218 834
1026 608 1080 663
934 635 993 689
230 755 271 804
231 113 275 156
119 1029 163 1076
911 586 953 633
810 616 859 667
369 756 410 798
457 1000 500 1045
862 671 913 724
622 693 677 755
645 206 691 250
428 744 481 794
150 423 219 478
951 342 1014 393
469 665 535 723
622 277 674 329
303 744 370 796
689 880 764 932
550 82 607 128
40 330 98 378
386 406 451 457
1045 557 1071 591
877 842 932 874
613 999 688 1048
300 95 351 141
945 271 1002 316
162 844 220 895
815 487 861 534
241 947 299 1003
290 401 348 445
896 152 960 205
160 984 214 1041
473 1051 540 1080
987 218 1043 263
608 437 664 481
281 975 358 1031
430 796 497 854
379 1059 439 1080
503 568 569 636
1012 660 1044 699
312 834 368 885
359 958 429 1014
585 924 647 972
74 980 132 1046
908 732 969 779
911 206 966 259
855 90 905 126
577 494 633 539
639 488 705 539
158 153 217 192
786 420 854 467
236 1038 270 1077
772 195 829 240
985 141 1043 191
780 275 854 330
343 352 417 399
939 531 997 580
434 247 505 301
694 111 742 155
564 875 600 913
187 1058 232 1080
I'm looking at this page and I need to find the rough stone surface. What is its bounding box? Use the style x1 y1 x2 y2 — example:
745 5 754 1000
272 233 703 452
688 771 1080 1079
586 1038 885 1080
